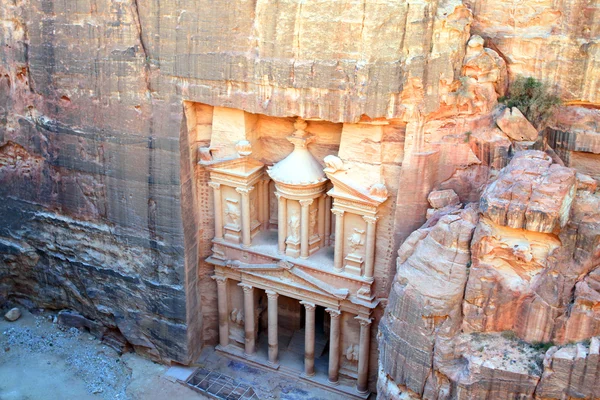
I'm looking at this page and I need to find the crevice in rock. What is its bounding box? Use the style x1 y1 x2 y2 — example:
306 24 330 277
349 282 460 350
130 0 152 95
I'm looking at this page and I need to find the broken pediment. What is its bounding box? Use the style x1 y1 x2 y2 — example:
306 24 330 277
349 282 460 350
227 260 349 300
324 155 389 208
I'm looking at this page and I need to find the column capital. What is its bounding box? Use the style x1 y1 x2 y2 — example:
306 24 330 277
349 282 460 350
208 182 221 190
363 215 379 224
300 301 316 311
355 316 373 326
238 282 254 292
299 199 313 207
265 290 279 300
331 208 344 217
211 275 228 285
325 308 341 319
236 186 254 195
274 192 285 200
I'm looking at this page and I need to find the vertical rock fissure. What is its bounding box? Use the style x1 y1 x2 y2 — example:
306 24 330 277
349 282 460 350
130 0 152 95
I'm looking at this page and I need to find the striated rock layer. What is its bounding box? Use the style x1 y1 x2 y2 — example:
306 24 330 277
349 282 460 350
0 0 599 397
379 151 600 399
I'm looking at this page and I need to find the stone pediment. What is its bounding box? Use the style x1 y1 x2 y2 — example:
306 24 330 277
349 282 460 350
205 156 264 179
227 260 349 300
326 173 388 207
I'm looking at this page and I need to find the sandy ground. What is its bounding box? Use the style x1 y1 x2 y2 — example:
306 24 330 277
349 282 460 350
0 309 207 400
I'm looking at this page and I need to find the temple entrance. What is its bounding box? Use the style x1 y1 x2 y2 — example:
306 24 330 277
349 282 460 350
255 295 330 378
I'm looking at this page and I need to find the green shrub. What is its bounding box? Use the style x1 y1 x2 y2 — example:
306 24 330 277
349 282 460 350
499 76 561 125
531 341 555 353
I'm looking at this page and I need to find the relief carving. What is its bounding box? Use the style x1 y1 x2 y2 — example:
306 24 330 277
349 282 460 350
225 198 241 228
230 308 244 325
345 344 359 362
348 228 365 255
288 211 300 241
310 208 318 236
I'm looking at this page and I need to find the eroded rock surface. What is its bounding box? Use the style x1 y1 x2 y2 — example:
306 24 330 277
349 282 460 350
379 150 600 398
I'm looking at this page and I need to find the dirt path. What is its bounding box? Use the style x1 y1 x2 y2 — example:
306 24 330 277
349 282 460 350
0 309 207 400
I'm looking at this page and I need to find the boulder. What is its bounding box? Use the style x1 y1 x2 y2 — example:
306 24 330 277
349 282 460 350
427 189 460 209
480 150 576 233
496 107 539 142
4 307 21 322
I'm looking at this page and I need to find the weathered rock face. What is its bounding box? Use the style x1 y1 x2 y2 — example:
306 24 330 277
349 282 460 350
547 106 600 181
379 204 479 396
463 0 600 104
1 0 599 397
379 151 600 399
480 151 576 233
536 338 600 399
0 0 481 371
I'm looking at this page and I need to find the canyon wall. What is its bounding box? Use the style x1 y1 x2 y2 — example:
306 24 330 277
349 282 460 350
0 0 599 397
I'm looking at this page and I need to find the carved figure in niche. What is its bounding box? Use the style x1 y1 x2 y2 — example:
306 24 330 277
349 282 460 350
309 208 318 236
230 309 244 325
348 228 365 255
225 199 240 228
345 344 359 362
288 211 300 241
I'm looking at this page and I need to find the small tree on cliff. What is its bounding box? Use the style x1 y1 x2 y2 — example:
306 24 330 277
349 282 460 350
500 76 561 126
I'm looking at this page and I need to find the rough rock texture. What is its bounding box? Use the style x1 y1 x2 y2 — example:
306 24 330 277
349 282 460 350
496 107 539 142
547 106 600 181
4 307 21 321
536 338 600 399
0 0 482 370
379 204 479 396
463 0 600 104
379 151 600 399
480 151 576 233
0 0 599 397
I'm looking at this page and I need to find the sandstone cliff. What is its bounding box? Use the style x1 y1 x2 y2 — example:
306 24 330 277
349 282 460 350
379 151 600 399
0 0 599 397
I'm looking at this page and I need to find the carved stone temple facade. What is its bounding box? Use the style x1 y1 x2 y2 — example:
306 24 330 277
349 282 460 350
197 107 396 397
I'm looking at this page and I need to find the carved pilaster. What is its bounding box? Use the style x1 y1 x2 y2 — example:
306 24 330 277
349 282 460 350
236 187 254 247
299 199 313 259
363 215 379 280
209 182 223 241
332 208 345 272
275 192 287 254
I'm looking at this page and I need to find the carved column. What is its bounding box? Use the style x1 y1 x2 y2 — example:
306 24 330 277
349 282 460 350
300 301 316 376
326 308 341 384
257 180 265 230
239 283 255 355
265 290 279 364
262 179 270 229
236 187 253 247
363 215 378 280
356 316 373 393
324 195 332 246
332 209 345 272
318 195 326 247
209 182 223 241
300 199 313 259
212 276 229 347
276 193 287 254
